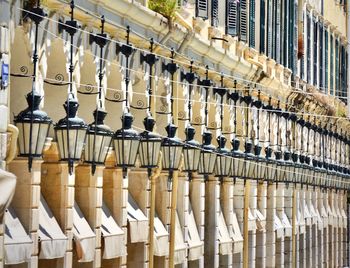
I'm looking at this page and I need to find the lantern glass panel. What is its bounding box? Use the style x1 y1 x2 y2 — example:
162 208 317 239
161 144 183 170
198 150 217 175
17 122 50 156
214 154 231 177
56 128 87 160
139 139 162 168
85 132 112 164
114 137 140 167
183 146 201 172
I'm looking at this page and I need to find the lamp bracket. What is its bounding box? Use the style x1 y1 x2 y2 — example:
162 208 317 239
228 92 240 102
116 43 135 58
162 61 178 75
26 7 46 24
180 71 196 84
59 19 79 36
213 86 226 97
141 53 158 66
90 33 108 48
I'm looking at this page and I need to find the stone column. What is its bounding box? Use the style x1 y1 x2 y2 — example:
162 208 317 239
323 189 330 268
275 183 284 268
316 188 324 268
298 186 306 268
8 159 41 268
305 189 313 267
176 173 189 268
41 143 74 268
74 164 103 268
284 184 293 267
232 179 245 268
248 180 257 268
265 182 276 268
256 181 267 267
189 174 205 268
102 154 127 268
204 175 219 268
220 177 234 267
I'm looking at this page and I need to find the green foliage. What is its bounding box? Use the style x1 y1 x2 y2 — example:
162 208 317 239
148 0 178 20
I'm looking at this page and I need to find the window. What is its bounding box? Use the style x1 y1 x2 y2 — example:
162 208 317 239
335 38 339 96
259 0 266 53
313 17 318 86
249 0 256 48
306 13 311 83
211 0 219 27
319 23 324 90
226 0 239 36
196 0 208 19
325 29 328 90
330 35 334 94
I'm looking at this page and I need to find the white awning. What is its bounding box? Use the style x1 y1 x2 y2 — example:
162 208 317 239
218 207 233 255
304 203 312 226
341 209 347 228
73 202 96 263
0 169 16 222
255 209 266 232
174 211 187 265
274 214 284 239
230 212 243 254
309 202 318 225
187 202 203 261
327 201 334 226
320 204 328 227
101 202 125 259
127 194 149 243
154 215 169 256
38 195 67 259
4 208 33 265
281 213 292 237
248 208 256 231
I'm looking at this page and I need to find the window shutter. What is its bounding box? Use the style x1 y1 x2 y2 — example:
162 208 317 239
330 35 334 94
211 0 219 27
313 18 318 86
267 0 273 58
240 0 248 42
275 0 281 63
335 38 339 96
292 0 298 74
196 0 208 19
345 50 348 101
319 23 324 90
306 14 311 83
226 0 239 36
325 29 328 90
260 0 266 53
249 0 256 48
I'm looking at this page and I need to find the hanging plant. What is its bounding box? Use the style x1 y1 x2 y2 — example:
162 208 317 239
148 0 178 29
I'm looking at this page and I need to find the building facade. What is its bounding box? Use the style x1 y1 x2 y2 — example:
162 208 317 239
0 0 349 267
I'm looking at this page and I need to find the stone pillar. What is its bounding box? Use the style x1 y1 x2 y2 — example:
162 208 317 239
298 186 306 268
256 181 267 267
102 155 127 268
220 177 234 267
342 190 348 266
248 180 257 268
305 189 313 267
41 143 74 268
74 164 103 268
284 185 293 267
323 189 330 268
8 159 41 268
328 189 334 267
189 174 205 268
265 182 276 268
204 176 219 268
127 169 150 268
232 179 244 268
316 188 324 268
177 173 189 268
275 183 284 267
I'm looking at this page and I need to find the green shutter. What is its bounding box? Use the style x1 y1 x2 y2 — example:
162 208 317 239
330 35 334 94
240 0 248 42
313 17 317 86
275 0 281 63
325 29 328 90
249 0 256 48
259 0 266 53
335 38 339 96
319 23 324 90
211 0 219 27
226 0 239 36
292 0 298 74
306 13 311 83
196 0 208 19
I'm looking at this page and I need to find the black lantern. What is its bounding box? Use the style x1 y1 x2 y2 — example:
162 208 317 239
275 150 285 182
214 135 232 177
114 113 140 168
265 147 276 181
55 95 88 173
84 16 113 174
15 92 52 164
183 126 201 172
244 140 256 179
139 116 162 168
283 151 294 184
161 123 183 170
198 131 217 175
84 109 113 173
231 137 245 179
14 3 52 171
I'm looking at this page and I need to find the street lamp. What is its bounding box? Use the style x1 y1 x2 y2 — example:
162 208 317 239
181 61 201 176
84 16 113 174
214 75 231 179
14 1 52 171
113 27 140 170
55 1 87 174
198 66 216 177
